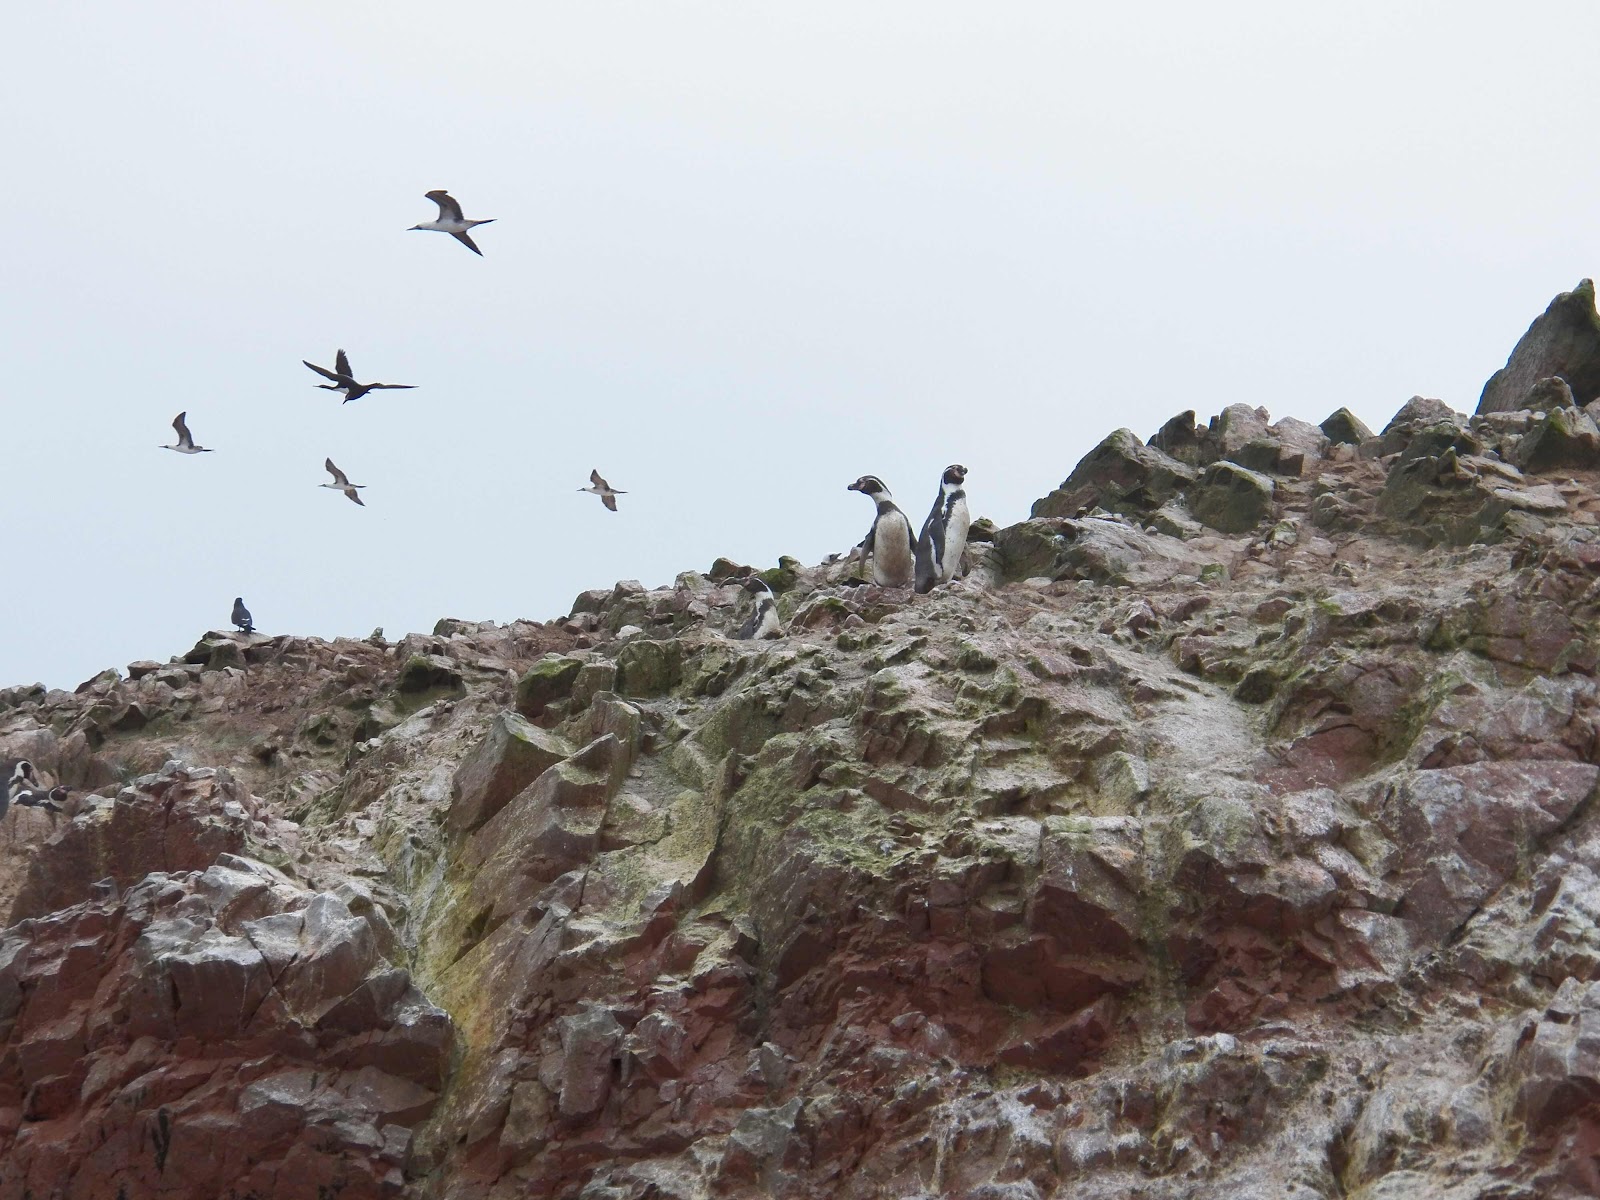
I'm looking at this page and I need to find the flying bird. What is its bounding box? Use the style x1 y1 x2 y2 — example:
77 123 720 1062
408 190 496 256
160 412 212 454
579 469 626 512
302 350 415 403
321 459 367 506
231 597 254 634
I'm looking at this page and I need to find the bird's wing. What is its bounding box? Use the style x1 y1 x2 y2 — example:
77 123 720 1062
303 360 344 383
602 493 618 512
335 349 353 378
590 469 608 489
370 383 416 390
345 487 366 507
325 458 349 486
427 189 465 221
451 230 483 256
172 412 193 447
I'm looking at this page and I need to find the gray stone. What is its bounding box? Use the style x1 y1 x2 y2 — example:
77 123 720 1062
1320 407 1374 445
448 712 574 835
515 654 584 719
1189 462 1274 533
1478 279 1600 414
1032 429 1196 520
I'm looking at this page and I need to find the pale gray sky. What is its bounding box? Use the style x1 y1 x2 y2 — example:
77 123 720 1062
5 3 1596 688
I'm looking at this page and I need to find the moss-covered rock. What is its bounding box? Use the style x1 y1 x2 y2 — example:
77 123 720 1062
1189 462 1274 534
1320 407 1373 445
1514 406 1600 473
1478 278 1600 415
615 639 684 697
994 519 1070 582
1032 429 1196 520
397 654 464 695
515 655 584 718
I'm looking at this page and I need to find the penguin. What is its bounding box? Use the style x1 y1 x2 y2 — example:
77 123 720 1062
734 577 782 640
914 464 971 594
5 759 39 799
847 475 917 588
232 597 254 634
11 786 66 815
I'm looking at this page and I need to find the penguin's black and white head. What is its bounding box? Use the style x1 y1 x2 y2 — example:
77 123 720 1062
848 475 891 499
943 464 968 487
743 576 773 595
10 760 37 789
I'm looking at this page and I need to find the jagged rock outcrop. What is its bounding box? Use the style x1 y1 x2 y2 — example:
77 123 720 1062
1479 278 1600 413
7 290 1600 1196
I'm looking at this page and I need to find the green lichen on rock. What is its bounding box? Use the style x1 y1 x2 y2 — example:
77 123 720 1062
1190 461 1274 534
515 654 584 718
615 639 684 697
397 654 465 695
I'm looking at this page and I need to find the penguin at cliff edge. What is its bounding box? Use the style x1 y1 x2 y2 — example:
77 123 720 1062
847 475 917 588
734 577 782 640
914 464 970 594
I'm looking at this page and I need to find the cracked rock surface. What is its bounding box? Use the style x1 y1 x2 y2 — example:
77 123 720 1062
7 289 1600 1197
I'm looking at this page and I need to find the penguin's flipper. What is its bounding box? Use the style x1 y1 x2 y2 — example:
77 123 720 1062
860 524 877 556
915 513 945 594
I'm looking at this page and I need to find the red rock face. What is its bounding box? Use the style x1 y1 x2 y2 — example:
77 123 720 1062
16 348 1600 1196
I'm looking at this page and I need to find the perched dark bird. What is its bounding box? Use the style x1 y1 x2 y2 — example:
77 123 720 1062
579 469 626 512
408 190 496 256
734 577 782 640
914 464 971 594
232 597 254 634
847 475 916 587
320 459 366 506
302 350 415 403
160 412 212 454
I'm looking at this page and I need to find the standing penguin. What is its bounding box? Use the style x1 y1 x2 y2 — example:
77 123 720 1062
914 464 971 594
847 475 917 588
734 577 782 640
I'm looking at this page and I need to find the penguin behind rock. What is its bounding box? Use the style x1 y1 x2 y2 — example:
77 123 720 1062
734 577 782 640
5 759 39 800
847 475 916 588
232 597 254 634
12 786 67 814
914 463 970 594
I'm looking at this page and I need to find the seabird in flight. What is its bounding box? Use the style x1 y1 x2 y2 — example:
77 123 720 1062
160 412 213 454
579 469 626 512
408 190 496 256
302 350 416 403
321 459 367 506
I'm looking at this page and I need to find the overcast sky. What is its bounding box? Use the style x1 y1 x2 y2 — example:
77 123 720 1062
5 3 1597 688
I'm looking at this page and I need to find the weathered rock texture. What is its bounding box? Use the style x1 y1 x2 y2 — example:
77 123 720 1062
6 290 1600 1197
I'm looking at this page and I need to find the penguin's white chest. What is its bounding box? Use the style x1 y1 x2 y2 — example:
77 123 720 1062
872 513 916 586
939 497 971 582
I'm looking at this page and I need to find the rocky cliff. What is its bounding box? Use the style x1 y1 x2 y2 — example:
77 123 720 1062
7 290 1600 1198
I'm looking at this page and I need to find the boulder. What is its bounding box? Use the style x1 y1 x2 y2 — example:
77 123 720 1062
515 654 584 719
447 712 574 835
1032 429 1196 520
1189 462 1275 533
1320 407 1374 445
1514 406 1600 473
1478 279 1600 414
